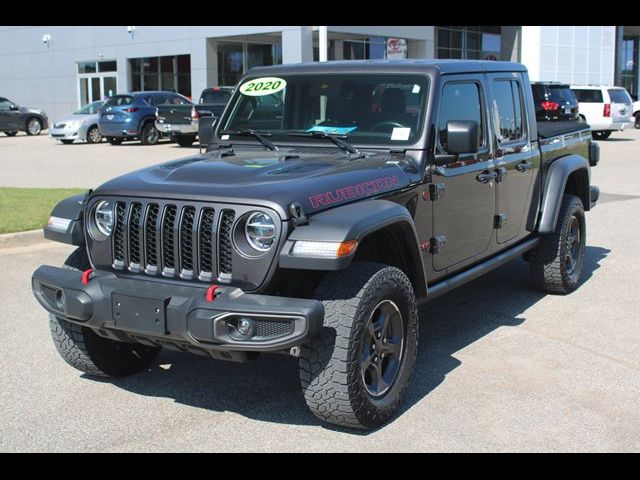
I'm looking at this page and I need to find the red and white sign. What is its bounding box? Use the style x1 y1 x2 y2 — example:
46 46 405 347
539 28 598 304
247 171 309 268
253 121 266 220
386 38 407 60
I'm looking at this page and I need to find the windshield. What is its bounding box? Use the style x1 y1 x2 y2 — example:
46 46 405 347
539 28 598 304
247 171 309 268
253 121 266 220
76 101 104 114
220 74 429 146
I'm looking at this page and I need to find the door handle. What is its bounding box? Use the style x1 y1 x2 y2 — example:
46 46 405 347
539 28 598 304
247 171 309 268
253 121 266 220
476 170 498 183
516 161 533 172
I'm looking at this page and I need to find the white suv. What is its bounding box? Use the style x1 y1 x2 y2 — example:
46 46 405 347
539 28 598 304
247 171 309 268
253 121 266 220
570 85 634 139
633 98 640 129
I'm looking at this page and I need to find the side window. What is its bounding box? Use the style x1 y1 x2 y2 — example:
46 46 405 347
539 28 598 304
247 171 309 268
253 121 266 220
0 98 12 110
147 95 166 106
492 79 525 143
437 82 484 153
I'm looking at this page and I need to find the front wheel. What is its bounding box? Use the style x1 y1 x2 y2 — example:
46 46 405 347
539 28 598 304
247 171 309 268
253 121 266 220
4 131 18 136
49 248 161 378
140 123 160 145
529 194 586 294
299 262 419 429
86 125 102 143
26 117 42 135
592 130 612 140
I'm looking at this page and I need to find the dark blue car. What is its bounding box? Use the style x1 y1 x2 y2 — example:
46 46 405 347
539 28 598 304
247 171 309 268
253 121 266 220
98 91 189 145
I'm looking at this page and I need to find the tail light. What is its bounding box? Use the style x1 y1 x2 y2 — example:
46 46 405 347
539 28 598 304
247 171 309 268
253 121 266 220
603 103 611 117
191 106 200 120
541 101 560 111
123 107 139 113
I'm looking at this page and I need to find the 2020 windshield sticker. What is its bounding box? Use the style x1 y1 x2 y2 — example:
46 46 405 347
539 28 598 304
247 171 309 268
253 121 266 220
239 77 287 96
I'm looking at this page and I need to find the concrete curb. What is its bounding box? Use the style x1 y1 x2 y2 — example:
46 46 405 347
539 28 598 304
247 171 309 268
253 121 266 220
0 229 49 250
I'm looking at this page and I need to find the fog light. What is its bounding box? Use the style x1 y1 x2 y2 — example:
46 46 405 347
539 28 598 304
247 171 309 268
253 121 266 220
55 290 65 310
237 318 254 336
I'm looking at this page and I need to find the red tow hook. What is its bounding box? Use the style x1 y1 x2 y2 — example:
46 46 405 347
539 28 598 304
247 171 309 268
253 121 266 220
206 284 220 302
81 269 95 285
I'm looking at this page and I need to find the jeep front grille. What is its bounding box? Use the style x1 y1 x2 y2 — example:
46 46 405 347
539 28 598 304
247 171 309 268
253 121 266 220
111 201 237 281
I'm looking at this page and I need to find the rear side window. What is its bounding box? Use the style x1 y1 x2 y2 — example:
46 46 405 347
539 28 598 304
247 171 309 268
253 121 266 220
200 90 232 104
573 89 603 103
491 79 525 142
548 85 577 103
608 89 632 104
146 95 167 106
104 95 134 106
437 82 484 153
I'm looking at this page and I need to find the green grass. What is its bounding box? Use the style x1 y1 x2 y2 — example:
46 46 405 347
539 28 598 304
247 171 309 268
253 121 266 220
0 188 86 234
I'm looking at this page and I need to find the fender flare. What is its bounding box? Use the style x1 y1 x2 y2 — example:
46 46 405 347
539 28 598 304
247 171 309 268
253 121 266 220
538 154 590 233
279 199 427 296
43 193 87 246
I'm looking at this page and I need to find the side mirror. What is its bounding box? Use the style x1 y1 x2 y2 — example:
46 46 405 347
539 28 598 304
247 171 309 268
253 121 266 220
445 120 480 155
9 105 19 111
433 120 480 167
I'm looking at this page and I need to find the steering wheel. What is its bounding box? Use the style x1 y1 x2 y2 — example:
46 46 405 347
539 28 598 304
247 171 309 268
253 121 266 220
370 121 406 132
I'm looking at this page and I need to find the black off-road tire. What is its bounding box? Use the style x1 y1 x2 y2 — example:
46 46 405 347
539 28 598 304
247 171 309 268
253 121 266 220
175 134 195 147
299 262 419 429
49 248 161 378
529 194 586 294
592 130 612 140
107 136 123 145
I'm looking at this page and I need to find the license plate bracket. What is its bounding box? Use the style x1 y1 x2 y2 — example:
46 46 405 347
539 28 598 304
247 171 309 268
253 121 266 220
112 294 168 335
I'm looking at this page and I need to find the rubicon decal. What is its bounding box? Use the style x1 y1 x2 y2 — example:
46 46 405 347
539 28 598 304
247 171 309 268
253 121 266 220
309 175 400 209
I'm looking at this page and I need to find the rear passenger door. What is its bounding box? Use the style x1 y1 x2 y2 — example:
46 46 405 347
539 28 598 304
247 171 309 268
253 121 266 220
487 73 537 244
432 75 496 272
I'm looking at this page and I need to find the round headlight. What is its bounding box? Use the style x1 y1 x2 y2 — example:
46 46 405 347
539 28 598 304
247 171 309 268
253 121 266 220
94 201 114 237
245 212 276 251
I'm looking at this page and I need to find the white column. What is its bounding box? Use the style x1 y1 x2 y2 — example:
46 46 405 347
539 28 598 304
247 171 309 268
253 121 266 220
319 26 328 62
520 26 541 81
282 26 313 64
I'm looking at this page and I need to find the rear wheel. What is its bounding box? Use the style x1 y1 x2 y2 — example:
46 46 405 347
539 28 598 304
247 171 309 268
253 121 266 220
592 130 612 140
299 262 419 429
26 117 42 135
49 248 161 378
60 139 74 145
634 113 640 129
529 194 586 294
107 136 123 145
4 131 18 136
86 125 102 143
175 134 195 147
140 123 160 145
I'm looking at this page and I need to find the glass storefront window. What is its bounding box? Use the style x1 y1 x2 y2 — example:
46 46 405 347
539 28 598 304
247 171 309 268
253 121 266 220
217 42 282 87
437 26 502 61
621 37 638 98
77 62 97 74
98 61 117 72
128 55 191 96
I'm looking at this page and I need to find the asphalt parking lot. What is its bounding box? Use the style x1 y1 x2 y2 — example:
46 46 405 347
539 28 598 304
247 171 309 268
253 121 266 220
1 129 639 452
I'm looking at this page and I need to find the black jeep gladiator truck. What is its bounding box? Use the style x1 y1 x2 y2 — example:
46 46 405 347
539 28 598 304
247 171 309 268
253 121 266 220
32 60 600 430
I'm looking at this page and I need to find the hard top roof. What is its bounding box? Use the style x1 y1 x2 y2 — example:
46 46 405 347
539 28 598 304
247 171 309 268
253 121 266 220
244 59 528 76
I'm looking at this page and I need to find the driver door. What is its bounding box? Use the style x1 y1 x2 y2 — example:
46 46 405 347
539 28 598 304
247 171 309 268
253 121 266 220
432 75 496 272
0 98 14 130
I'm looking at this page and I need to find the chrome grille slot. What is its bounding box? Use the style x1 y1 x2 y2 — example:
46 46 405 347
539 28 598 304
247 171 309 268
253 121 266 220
219 211 235 275
179 206 196 277
144 203 160 272
128 203 143 269
113 202 126 265
162 205 177 272
198 208 215 279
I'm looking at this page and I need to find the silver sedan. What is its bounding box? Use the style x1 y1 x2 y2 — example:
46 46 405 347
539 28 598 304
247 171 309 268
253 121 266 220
49 100 105 144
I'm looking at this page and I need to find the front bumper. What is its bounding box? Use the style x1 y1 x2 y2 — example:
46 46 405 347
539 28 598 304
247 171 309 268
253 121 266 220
32 266 324 354
49 127 81 140
156 121 198 135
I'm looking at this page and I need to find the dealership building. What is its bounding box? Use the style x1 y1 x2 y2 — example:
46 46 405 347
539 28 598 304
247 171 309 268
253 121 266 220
0 25 638 120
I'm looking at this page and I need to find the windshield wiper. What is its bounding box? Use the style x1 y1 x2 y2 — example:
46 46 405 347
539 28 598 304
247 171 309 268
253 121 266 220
289 131 360 155
220 129 278 151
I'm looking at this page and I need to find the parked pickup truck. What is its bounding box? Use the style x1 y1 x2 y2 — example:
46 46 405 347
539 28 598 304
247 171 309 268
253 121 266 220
156 86 234 147
32 60 600 430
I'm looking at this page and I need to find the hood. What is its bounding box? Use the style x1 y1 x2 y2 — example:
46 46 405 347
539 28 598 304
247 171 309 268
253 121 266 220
94 147 420 218
53 113 94 125
20 106 46 117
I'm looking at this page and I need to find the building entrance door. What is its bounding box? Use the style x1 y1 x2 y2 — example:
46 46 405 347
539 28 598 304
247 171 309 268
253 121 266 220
77 61 118 107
